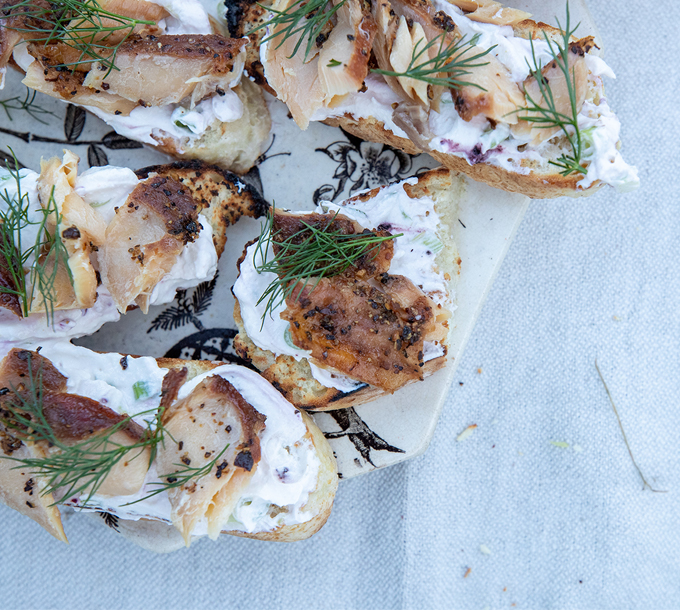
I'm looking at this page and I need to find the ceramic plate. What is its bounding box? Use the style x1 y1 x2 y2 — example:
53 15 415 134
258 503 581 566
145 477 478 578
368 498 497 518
0 0 595 479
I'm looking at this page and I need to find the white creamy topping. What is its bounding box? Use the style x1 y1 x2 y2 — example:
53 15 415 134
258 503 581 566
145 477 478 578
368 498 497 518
310 74 409 139
233 179 449 392
212 89 245 122
86 86 243 149
584 53 616 79
149 215 218 306
307 363 366 393
145 0 212 34
75 166 140 224
0 288 120 349
196 0 229 28
76 365 321 536
37 342 167 426
575 100 640 192
233 244 309 359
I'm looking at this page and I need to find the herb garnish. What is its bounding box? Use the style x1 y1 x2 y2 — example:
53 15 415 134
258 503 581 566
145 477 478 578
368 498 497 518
0 354 166 505
0 0 155 76
253 0 348 61
372 32 494 92
0 156 73 323
253 208 401 325
0 89 56 125
516 5 586 176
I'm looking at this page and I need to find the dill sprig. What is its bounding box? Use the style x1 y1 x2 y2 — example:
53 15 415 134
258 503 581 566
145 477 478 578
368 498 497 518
0 354 166 506
123 443 231 505
253 0 347 61
1 0 155 75
371 32 494 91
253 208 400 324
0 88 56 125
517 5 586 176
0 156 73 323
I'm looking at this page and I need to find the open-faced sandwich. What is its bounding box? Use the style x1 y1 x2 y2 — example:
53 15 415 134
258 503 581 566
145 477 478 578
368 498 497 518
228 0 638 197
0 345 338 544
0 150 266 346
232 167 458 410
0 0 271 172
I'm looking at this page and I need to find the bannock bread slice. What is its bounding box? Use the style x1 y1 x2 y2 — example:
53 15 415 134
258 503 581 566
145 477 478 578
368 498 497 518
0 348 338 545
2 0 271 173
232 167 461 411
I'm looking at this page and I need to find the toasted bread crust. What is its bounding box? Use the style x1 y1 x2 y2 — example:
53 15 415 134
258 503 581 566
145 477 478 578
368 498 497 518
224 0 272 91
135 160 268 257
325 114 601 199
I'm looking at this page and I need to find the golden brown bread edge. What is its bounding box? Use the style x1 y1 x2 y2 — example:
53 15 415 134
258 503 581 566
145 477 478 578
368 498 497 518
323 115 597 200
232 167 461 412
135 159 269 258
227 0 604 199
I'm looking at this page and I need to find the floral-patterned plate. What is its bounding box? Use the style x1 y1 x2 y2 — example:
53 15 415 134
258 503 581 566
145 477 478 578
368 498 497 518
0 0 594 479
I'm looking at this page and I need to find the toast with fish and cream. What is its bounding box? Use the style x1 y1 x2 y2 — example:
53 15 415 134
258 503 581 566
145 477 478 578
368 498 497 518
0 0 271 173
227 0 638 197
232 167 460 411
0 345 338 545
0 152 266 346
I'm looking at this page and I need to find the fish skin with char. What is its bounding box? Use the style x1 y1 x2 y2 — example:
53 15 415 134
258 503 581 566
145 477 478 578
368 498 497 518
282 273 437 392
0 349 67 393
82 35 247 106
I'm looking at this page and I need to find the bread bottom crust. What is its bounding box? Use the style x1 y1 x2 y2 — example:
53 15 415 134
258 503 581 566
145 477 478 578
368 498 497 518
323 115 602 199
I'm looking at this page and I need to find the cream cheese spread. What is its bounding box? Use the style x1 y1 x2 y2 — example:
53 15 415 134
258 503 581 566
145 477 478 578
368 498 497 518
37 342 168 426
0 288 120 349
149 216 218 306
233 179 450 392
85 87 244 150
146 0 213 35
